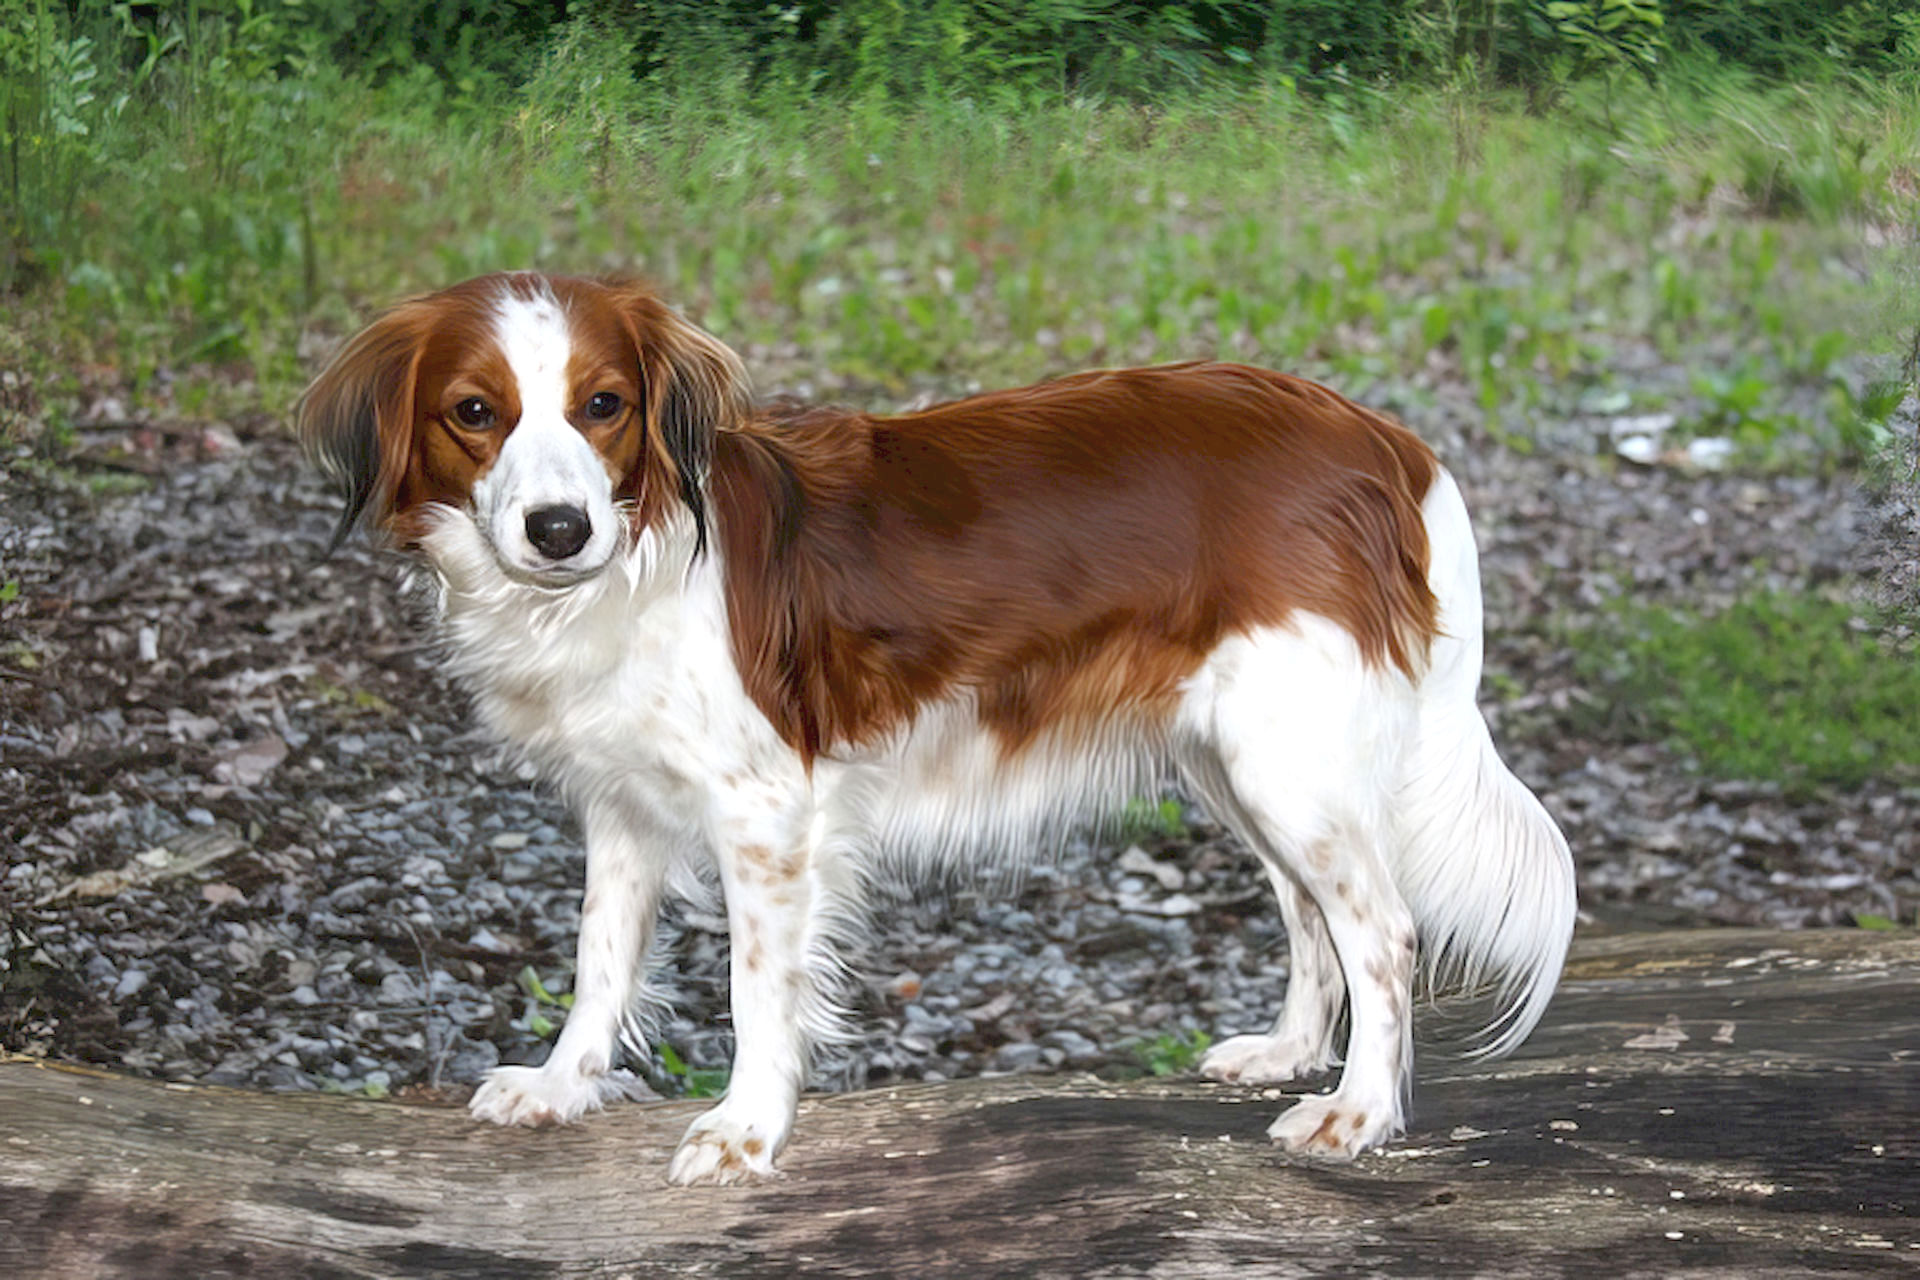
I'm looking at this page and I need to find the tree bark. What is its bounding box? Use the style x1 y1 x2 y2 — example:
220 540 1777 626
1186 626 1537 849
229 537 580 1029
2 927 1916 1279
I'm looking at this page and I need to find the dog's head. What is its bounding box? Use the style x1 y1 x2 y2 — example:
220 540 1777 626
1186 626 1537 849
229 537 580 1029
297 272 748 581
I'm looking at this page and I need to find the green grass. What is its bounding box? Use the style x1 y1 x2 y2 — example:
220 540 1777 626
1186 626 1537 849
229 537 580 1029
3 12 1915 465
1580 593 1920 794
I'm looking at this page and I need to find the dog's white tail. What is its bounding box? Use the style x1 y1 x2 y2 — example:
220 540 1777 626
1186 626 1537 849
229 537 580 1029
1390 469 1577 1058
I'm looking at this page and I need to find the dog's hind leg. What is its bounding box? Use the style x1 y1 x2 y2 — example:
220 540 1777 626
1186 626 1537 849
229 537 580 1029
1181 615 1418 1158
1193 855 1344 1084
1181 756 1344 1083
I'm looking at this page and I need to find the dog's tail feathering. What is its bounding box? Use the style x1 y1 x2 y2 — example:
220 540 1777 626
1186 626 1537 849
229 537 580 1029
1391 469 1577 1058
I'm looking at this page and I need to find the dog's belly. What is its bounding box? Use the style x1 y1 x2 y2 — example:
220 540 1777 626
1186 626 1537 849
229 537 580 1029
815 694 1170 873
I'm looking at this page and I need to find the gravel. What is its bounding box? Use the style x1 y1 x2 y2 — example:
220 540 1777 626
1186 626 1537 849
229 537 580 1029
2 385 1916 1104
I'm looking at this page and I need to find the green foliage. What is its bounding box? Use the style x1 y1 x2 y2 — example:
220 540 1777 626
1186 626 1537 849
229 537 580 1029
1662 0 1918 80
516 964 574 1041
1135 1029 1212 1076
1851 911 1909 931
296 0 559 93
1117 797 1190 843
1537 0 1667 84
1260 0 1422 81
0 0 122 288
656 1041 730 1098
1579 593 1920 793
0 1 1914 465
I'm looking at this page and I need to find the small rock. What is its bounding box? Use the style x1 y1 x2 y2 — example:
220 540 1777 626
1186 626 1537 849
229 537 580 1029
992 1042 1044 1072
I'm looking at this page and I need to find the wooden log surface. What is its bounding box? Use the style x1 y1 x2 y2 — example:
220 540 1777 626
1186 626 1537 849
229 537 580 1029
2 927 1916 1279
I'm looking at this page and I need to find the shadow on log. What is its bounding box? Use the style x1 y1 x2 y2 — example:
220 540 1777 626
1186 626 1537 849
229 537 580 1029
2 928 1916 1278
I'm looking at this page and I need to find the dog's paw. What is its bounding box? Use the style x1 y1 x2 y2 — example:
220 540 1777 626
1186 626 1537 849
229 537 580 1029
468 1065 652 1128
666 1106 786 1187
1267 1092 1400 1160
1199 1033 1337 1085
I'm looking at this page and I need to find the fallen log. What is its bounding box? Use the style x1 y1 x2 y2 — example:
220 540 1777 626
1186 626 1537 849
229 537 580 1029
2 927 1915 1279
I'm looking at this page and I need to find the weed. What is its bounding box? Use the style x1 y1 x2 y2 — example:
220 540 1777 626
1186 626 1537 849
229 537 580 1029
1851 911 1911 931
656 1041 730 1099
1116 796 1189 844
514 964 574 1041
304 676 393 717
80 470 149 497
1134 1029 1212 1077
314 1074 393 1099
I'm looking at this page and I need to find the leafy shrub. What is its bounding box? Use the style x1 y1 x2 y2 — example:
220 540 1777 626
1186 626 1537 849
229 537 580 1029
1663 0 1914 80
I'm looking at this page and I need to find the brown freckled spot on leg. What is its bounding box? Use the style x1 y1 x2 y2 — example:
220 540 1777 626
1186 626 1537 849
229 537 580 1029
1307 843 1333 872
580 889 601 917
744 940 765 973
1367 956 1400 995
1308 1110 1342 1149
1349 1112 1368 1134
743 1138 765 1156
721 772 743 789
737 844 773 872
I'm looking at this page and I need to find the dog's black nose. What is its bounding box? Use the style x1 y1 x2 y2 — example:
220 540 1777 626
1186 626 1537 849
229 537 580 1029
525 505 592 560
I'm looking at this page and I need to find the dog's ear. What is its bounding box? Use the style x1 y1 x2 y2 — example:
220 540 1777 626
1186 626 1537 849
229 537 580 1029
296 304 428 551
612 288 750 557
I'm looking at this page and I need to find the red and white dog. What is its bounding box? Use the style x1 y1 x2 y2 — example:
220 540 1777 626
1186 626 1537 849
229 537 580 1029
298 271 1575 1185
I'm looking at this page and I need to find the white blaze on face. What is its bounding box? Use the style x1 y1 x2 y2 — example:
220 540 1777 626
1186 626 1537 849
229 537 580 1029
473 283 623 580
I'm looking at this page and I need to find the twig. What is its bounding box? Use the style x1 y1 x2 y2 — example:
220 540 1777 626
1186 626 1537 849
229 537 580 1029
402 920 451 1091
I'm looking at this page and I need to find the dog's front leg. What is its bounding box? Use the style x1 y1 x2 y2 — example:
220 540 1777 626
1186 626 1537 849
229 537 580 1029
470 801 667 1126
668 791 819 1186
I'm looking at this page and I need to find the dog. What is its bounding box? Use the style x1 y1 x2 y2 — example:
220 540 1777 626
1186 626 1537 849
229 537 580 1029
297 270 1575 1185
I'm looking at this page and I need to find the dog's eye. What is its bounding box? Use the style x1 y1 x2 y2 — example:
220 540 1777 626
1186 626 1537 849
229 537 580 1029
583 391 623 423
452 397 496 429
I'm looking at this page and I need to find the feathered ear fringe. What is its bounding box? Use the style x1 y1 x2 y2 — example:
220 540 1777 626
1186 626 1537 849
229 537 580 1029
295 303 429 551
611 287 751 560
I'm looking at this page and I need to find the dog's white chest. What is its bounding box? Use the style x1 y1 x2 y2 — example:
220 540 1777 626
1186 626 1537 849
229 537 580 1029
432 537 772 823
